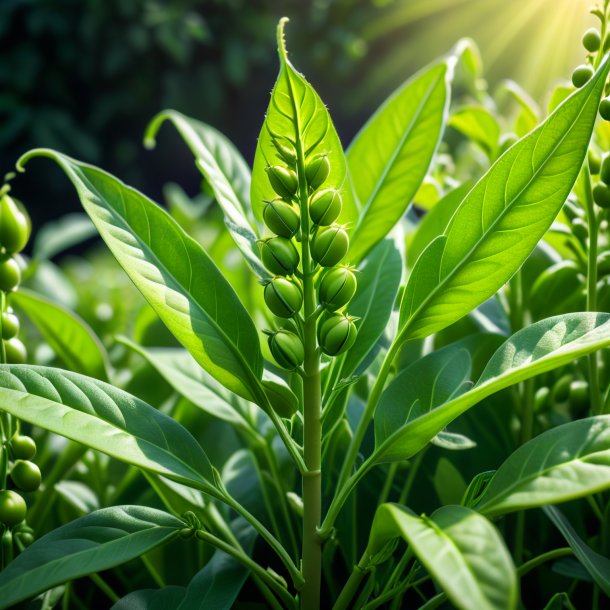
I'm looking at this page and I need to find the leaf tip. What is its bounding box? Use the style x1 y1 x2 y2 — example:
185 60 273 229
277 17 290 63
16 148 56 173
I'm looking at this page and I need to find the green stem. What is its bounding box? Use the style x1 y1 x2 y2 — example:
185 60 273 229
141 554 165 588
398 450 426 505
90 573 120 603
332 555 371 610
377 463 398 505
517 547 572 576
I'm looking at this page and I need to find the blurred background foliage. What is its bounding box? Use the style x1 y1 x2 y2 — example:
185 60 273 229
0 0 596 226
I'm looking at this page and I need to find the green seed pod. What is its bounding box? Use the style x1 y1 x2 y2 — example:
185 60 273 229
262 378 298 417
551 373 572 403
309 189 342 226
0 194 30 255
311 225 349 267
569 380 589 411
318 266 357 311
16 531 34 547
268 329 304 370
1 311 19 340
600 154 610 184
264 277 303 318
263 200 300 237
597 250 610 275
260 237 300 276
0 258 20 293
10 460 41 492
572 64 594 88
571 217 588 241
588 148 601 175
317 313 357 356
10 435 36 460
534 386 550 412
593 183 610 209
5 338 26 364
305 154 330 190
272 139 297 166
0 490 26 527
266 165 298 199
600 97 610 121
583 28 601 52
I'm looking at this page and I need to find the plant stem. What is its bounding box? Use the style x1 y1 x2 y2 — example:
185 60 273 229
581 163 604 415
517 547 572 576
90 573 120 603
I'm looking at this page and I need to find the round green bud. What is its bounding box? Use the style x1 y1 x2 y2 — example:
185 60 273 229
583 28 601 52
572 64 594 88
597 250 610 275
0 490 26 527
264 277 303 318
311 225 349 267
305 154 330 191
551 374 572 403
10 435 36 460
268 329 304 370
266 165 298 199
593 183 610 209
0 194 30 255
5 338 27 364
600 97 610 121
16 531 34 547
263 200 300 237
318 266 357 311
600 154 610 185
588 148 601 175
571 217 589 241
272 140 297 167
1 311 19 340
309 189 342 226
262 378 298 418
0 258 20 293
569 380 589 411
10 460 41 493
534 386 550 412
260 237 300 276
317 313 357 356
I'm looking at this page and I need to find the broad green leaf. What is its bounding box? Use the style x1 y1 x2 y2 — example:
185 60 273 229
17 149 264 402
397 56 610 344
449 106 500 159
12 288 109 380
145 110 268 280
113 587 186 610
347 59 451 263
374 313 610 464
251 19 358 228
0 506 183 609
368 504 517 610
475 416 610 517
119 338 253 430
0 365 216 493
544 506 610 596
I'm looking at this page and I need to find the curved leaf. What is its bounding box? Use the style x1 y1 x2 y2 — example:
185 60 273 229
375 313 610 463
251 19 358 228
145 110 268 279
0 506 183 610
368 504 517 610
475 417 610 517
448 106 500 159
0 365 216 492
12 288 109 380
347 59 452 263
397 55 610 344
17 149 264 402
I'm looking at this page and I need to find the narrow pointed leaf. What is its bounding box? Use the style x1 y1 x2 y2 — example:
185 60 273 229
0 365 216 492
0 506 183 610
375 313 610 463
347 59 452 263
145 110 268 279
17 149 264 402
368 504 517 610
398 56 610 343
12 288 109 380
475 416 610 516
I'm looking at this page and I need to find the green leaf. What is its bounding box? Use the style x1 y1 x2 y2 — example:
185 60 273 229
17 149 264 402
113 587 187 610
368 504 517 610
475 416 610 517
397 56 610 344
251 19 358 228
0 365 216 493
12 289 109 380
144 110 268 280
0 506 183 609
374 313 610 464
347 59 451 263
32 213 97 260
448 106 500 159
544 506 610 596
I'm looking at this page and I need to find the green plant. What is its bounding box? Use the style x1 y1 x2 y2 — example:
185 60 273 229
1 8 610 610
